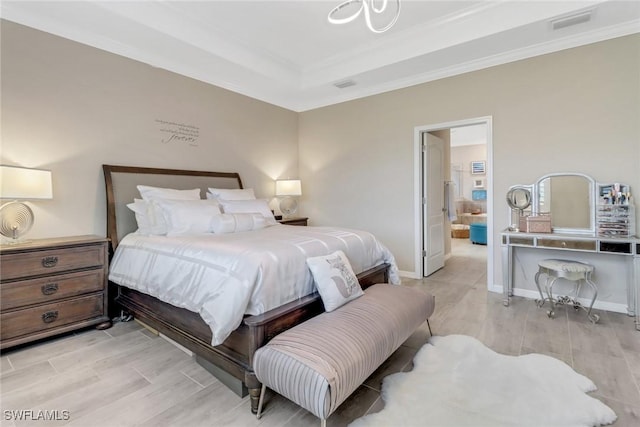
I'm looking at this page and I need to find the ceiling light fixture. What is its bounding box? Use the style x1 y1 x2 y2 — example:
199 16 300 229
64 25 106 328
328 0 401 34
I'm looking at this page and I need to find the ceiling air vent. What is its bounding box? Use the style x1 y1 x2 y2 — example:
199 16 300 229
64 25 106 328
334 79 356 89
550 10 592 30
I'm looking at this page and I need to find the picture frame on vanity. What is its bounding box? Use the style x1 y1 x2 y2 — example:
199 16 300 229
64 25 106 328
471 161 486 175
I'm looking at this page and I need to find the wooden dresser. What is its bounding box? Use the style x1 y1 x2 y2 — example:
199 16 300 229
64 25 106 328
0 235 111 350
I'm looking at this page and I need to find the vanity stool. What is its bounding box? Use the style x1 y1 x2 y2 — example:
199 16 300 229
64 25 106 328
534 259 599 324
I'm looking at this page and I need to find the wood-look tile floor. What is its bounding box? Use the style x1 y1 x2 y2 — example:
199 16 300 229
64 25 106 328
2 239 639 426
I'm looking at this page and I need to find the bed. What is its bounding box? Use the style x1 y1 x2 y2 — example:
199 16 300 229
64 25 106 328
103 165 397 413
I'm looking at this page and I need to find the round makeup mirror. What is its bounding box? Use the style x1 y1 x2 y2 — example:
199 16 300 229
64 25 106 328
506 186 532 231
506 187 531 211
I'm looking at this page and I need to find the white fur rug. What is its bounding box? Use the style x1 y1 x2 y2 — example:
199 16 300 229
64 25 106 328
350 335 616 427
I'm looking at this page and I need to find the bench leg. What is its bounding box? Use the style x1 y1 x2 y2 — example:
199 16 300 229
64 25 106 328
256 384 267 419
245 371 262 414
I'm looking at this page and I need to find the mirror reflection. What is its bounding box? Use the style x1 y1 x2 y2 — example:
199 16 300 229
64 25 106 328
536 175 592 231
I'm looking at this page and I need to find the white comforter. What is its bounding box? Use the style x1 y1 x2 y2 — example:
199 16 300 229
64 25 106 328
108 225 400 345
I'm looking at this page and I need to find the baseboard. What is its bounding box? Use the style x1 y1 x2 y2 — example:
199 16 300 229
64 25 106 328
493 286 629 315
398 270 420 279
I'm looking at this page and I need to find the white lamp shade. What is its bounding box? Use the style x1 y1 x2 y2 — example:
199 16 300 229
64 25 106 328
0 165 53 200
275 179 302 197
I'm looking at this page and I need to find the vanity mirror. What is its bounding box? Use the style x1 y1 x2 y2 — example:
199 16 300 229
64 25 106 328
533 173 595 234
506 173 596 234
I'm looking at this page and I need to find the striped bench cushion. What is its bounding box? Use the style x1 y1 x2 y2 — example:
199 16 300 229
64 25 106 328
253 284 435 420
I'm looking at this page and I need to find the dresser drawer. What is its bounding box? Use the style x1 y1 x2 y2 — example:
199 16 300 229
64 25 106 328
537 239 597 251
1 270 104 311
0 245 105 281
1 293 104 341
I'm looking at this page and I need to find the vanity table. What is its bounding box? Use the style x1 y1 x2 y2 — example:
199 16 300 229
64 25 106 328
501 230 640 330
502 173 639 331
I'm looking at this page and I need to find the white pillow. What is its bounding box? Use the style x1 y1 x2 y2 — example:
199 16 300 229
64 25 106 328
306 250 364 312
155 199 222 236
211 213 268 234
126 199 155 235
219 199 276 224
206 187 255 201
133 186 202 235
137 185 201 201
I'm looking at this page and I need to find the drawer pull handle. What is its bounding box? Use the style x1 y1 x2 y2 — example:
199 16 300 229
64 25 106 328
42 256 59 268
561 242 567 248
41 283 59 295
42 311 59 324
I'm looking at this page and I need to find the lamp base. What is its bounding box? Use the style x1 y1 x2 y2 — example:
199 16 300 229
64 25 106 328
279 197 298 217
0 201 34 241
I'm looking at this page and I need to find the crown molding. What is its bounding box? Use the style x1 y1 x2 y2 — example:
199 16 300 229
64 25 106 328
293 19 640 112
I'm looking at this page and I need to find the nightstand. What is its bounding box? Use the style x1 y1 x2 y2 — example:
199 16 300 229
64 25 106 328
278 217 308 226
0 235 111 350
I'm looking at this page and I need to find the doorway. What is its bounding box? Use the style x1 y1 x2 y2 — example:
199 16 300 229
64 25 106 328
413 117 493 289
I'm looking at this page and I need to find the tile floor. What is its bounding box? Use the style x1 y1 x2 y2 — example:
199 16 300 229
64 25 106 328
1 239 639 426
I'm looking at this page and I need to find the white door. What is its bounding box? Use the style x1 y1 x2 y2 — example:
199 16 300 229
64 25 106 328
423 132 445 276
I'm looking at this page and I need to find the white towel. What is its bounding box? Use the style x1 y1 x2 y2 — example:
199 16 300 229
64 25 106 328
447 182 457 222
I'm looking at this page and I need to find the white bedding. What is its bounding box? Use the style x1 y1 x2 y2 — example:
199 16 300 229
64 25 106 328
108 224 400 345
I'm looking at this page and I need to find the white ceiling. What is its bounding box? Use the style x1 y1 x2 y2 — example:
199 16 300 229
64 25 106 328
2 1 639 112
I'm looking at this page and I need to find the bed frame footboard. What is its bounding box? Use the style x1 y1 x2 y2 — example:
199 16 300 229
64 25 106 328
113 263 389 413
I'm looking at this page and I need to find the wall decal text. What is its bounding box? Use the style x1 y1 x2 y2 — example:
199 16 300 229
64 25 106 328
156 119 200 146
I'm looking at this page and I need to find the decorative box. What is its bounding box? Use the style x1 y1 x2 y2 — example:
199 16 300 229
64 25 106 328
519 214 552 233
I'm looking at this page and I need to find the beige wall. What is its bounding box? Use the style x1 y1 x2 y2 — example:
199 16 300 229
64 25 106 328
1 21 299 239
299 35 640 284
2 21 639 290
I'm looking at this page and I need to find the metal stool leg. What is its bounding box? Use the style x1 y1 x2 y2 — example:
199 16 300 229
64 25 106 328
535 270 546 307
584 275 600 324
573 280 584 310
546 276 559 318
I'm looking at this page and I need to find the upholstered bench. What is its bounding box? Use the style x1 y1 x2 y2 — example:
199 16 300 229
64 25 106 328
253 283 435 426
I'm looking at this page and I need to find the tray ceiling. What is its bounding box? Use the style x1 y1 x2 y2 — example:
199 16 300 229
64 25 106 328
2 1 639 111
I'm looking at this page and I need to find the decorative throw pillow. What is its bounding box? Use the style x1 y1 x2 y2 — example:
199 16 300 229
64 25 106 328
210 213 268 234
155 199 222 236
206 187 256 201
306 250 364 312
219 199 277 224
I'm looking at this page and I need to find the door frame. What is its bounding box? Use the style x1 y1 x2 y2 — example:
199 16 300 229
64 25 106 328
413 116 494 289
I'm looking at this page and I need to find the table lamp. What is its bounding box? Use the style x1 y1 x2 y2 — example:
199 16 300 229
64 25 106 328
275 179 302 217
0 165 53 242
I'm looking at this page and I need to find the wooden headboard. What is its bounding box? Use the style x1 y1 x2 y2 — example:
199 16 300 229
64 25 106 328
103 165 243 250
